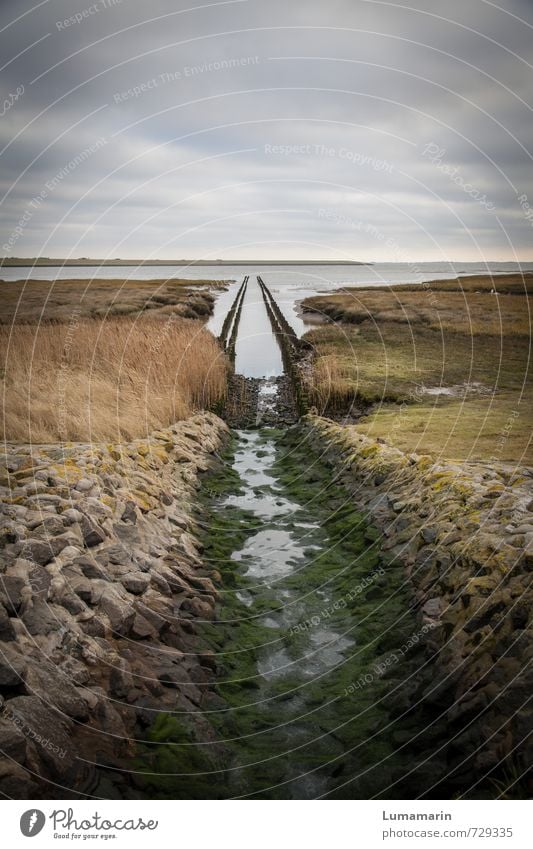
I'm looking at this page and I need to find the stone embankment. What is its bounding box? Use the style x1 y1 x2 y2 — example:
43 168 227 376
0 413 228 798
301 415 532 791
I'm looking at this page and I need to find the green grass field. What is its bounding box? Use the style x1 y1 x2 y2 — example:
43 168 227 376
302 274 532 463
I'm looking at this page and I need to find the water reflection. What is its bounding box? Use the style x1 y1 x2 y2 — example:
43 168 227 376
233 277 284 378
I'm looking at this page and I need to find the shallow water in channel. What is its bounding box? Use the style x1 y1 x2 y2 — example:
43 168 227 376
205 427 362 798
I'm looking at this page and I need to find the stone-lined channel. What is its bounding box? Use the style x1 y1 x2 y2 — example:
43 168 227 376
136 279 446 800
196 426 399 798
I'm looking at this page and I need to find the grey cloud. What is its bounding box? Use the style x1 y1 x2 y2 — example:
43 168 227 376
0 0 531 260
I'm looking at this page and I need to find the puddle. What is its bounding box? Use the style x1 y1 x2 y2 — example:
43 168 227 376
419 381 494 397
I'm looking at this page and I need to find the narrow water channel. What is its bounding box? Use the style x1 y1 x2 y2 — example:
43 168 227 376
138 277 440 800
215 429 356 797
193 426 429 799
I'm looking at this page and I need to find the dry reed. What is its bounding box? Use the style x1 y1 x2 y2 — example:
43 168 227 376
1 316 227 443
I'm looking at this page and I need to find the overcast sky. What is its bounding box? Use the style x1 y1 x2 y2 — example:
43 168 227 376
1 0 532 261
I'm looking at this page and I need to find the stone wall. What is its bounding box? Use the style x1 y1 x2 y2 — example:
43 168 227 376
0 413 229 798
301 415 532 792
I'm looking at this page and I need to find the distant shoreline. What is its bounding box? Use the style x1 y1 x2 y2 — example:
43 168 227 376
0 258 370 268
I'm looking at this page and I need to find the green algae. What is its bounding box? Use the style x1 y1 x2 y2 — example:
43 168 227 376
139 426 448 799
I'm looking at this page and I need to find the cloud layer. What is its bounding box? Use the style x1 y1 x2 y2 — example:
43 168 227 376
1 0 532 260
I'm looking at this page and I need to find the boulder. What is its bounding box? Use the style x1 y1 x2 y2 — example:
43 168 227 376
33 515 65 536
96 590 135 636
120 501 137 524
0 576 26 613
120 572 150 595
130 612 158 640
0 647 27 688
0 604 16 641
17 539 55 566
74 555 108 580
421 526 438 544
23 663 89 721
109 659 135 699
79 516 106 548
0 715 28 761
21 599 62 637
4 696 76 780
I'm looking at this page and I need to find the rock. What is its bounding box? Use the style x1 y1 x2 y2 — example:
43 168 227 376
0 415 230 796
0 576 26 613
75 478 95 492
61 593 87 615
97 591 135 636
79 614 107 638
61 508 84 524
109 660 134 698
23 664 89 721
0 647 27 688
180 596 214 620
58 658 89 687
79 516 106 547
463 600 506 633
96 543 131 566
17 539 55 566
3 696 76 779
422 599 443 628
511 524 533 534
130 612 158 640
158 665 190 688
421 526 438 544
27 566 51 599
440 530 462 545
0 523 26 545
511 605 529 629
120 572 150 595
198 651 217 672
74 555 108 580
24 511 48 530
134 600 171 635
33 515 65 536
120 501 137 524
0 604 16 641
523 547 533 569
0 716 28 762
21 599 62 636
26 494 64 507
149 571 172 596
180 532 202 560
68 574 93 605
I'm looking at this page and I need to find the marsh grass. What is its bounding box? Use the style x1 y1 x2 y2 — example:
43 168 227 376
1 317 228 443
302 275 532 462
303 287 532 336
0 277 228 324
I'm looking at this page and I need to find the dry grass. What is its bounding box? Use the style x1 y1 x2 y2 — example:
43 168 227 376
301 273 532 463
302 286 532 336
0 278 229 325
377 272 533 295
1 317 227 443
